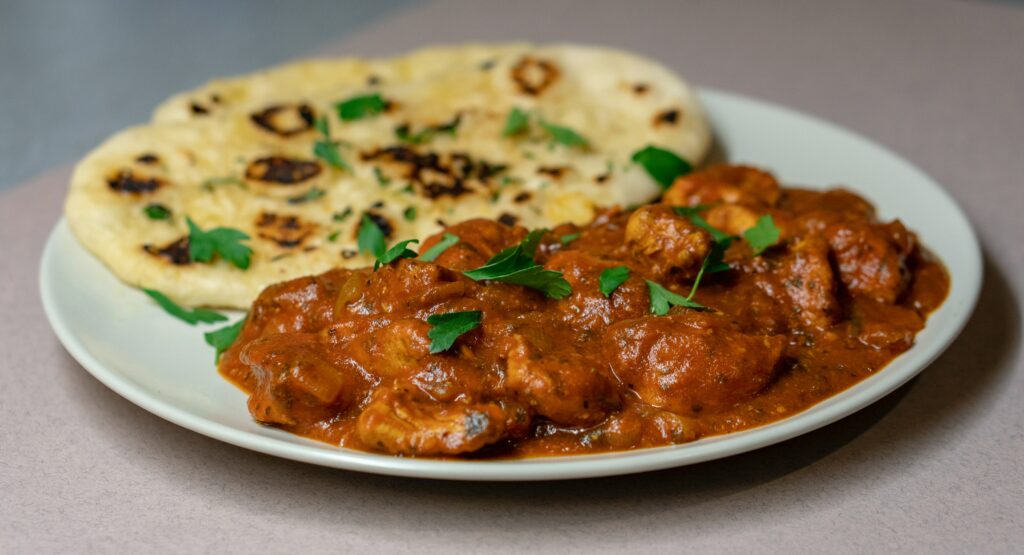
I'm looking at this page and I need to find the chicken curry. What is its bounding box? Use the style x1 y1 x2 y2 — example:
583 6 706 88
218 165 948 457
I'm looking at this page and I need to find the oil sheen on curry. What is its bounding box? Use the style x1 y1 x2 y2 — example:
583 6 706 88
219 165 949 458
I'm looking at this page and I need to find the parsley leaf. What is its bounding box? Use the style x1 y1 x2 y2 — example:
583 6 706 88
312 116 351 171
463 229 572 299
144 203 171 220
646 280 707 315
335 93 387 121
539 119 588 148
419 232 460 262
673 205 732 243
204 317 246 362
186 217 252 269
374 239 419 270
503 107 530 137
143 289 228 325
403 206 417 221
395 114 461 144
357 213 386 259
559 232 580 246
374 166 391 187
632 145 693 189
599 266 631 297
743 214 781 255
703 236 734 274
333 207 353 222
426 310 482 354
286 187 325 204
200 176 246 192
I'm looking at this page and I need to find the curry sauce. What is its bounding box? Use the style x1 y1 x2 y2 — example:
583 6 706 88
218 165 948 457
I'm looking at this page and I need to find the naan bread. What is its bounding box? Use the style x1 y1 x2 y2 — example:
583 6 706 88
65 43 710 308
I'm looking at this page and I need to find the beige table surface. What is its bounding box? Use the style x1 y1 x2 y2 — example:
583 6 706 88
2 0 1023 552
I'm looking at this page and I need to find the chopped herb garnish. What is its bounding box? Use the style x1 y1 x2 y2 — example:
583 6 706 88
204 317 246 362
335 93 387 121
559 232 581 246
286 187 326 204
312 116 351 171
631 145 693 189
143 289 227 325
333 207 353 222
200 176 246 192
400 183 415 195
503 107 530 137
463 229 571 299
599 266 631 297
646 280 706 315
702 236 734 274
673 205 732 243
374 239 419 270
395 114 461 144
645 232 731 316
144 204 171 220
186 217 252 269
327 230 340 242
374 166 391 187
403 206 417 221
539 119 588 148
357 213 386 259
419 232 460 262
426 310 482 354
743 214 781 255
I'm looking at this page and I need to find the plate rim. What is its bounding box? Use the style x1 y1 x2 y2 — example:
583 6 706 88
39 87 983 481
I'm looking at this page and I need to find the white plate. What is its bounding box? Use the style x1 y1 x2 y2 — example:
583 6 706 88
39 89 982 481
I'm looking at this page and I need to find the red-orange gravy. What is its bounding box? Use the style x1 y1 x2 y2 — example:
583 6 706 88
219 165 948 458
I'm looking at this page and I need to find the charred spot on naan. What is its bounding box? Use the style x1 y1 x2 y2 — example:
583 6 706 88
537 166 570 180
362 147 506 200
511 56 560 96
255 212 317 249
250 104 316 137
188 92 222 117
107 169 164 195
135 153 161 165
497 213 519 226
654 108 681 127
360 210 395 239
143 237 191 265
245 156 322 185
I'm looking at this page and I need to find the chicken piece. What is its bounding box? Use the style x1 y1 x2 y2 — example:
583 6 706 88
704 203 762 237
344 318 434 379
777 236 841 329
361 259 472 314
244 269 349 336
663 165 781 208
851 300 924 351
504 335 620 427
604 312 784 414
625 205 711 279
826 220 915 304
786 188 876 236
357 390 506 456
590 406 644 450
421 218 525 272
641 408 703 445
545 250 649 330
240 333 356 426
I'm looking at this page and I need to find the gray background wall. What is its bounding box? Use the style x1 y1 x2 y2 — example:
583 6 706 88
0 0 408 190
